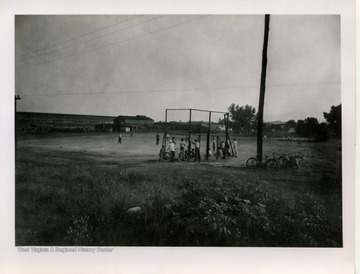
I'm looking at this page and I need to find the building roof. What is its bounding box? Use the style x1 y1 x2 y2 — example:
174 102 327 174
17 112 154 121
17 111 116 119
115 115 154 121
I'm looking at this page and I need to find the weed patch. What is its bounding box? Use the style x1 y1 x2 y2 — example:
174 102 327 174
15 141 342 247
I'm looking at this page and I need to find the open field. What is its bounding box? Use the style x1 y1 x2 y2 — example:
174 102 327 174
15 132 342 246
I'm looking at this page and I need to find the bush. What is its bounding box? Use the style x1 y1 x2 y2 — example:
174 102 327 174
16 157 342 247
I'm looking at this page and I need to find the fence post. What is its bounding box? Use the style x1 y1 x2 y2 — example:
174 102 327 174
206 111 211 160
188 109 192 161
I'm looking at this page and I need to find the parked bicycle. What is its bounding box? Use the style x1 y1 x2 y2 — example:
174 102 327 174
276 153 289 168
246 154 278 169
160 148 188 162
284 154 304 170
185 148 195 159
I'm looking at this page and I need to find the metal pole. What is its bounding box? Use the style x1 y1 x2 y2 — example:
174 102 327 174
198 134 201 161
206 111 211 160
257 14 270 164
188 109 192 161
164 109 168 149
224 113 229 159
15 95 21 147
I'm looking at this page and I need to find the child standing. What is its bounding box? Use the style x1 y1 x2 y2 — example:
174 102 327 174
179 138 186 153
233 139 238 157
192 139 201 162
168 140 175 162
156 133 160 145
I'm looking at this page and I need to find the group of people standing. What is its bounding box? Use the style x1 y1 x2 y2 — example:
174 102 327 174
213 137 238 158
165 137 201 162
158 133 238 162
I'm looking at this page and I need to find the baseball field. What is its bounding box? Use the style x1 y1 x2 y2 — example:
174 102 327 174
15 132 342 246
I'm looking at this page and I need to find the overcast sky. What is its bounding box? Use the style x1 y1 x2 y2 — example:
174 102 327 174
15 15 341 122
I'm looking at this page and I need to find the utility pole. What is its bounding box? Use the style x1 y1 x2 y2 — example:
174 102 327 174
206 111 211 161
15 95 21 111
15 95 21 146
257 14 270 164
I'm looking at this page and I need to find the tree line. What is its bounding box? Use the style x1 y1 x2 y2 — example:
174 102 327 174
227 103 341 142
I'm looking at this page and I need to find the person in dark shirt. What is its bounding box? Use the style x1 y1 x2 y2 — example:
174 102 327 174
192 139 201 162
156 133 160 145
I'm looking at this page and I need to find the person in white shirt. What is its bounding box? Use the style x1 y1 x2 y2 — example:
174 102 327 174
220 140 225 157
168 140 175 162
179 138 186 153
233 139 238 157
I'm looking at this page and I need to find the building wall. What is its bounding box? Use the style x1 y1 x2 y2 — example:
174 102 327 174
16 112 115 133
114 116 155 132
16 112 155 133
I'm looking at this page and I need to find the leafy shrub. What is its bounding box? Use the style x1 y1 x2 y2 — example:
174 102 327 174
16 156 342 247
121 177 342 247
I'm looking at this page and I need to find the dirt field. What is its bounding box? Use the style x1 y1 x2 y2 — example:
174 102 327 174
17 132 334 165
15 132 342 246
16 132 341 184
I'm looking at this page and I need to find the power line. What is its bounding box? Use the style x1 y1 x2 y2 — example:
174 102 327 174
269 82 341 88
17 15 207 71
18 82 340 97
17 15 144 61
18 15 205 70
16 15 163 64
19 86 253 97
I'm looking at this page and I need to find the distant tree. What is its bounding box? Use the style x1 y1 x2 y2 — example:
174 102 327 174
218 118 225 126
296 119 306 136
296 117 330 142
304 117 320 136
250 113 258 132
323 104 341 138
228 104 256 133
314 122 330 142
285 120 297 130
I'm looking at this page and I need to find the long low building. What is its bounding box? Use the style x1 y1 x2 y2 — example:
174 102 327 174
16 112 154 133
113 115 155 132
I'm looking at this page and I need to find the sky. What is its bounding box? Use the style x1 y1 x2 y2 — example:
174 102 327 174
15 15 341 122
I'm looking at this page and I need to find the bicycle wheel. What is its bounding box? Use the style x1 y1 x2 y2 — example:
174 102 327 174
265 159 278 169
292 161 299 170
285 160 299 170
278 156 288 167
161 152 171 162
246 157 258 169
178 152 188 162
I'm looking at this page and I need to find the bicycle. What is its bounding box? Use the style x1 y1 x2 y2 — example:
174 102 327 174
160 148 188 162
284 154 304 170
246 154 278 169
276 153 289 168
185 148 195 159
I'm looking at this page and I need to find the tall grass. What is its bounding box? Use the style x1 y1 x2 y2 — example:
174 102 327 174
16 153 342 247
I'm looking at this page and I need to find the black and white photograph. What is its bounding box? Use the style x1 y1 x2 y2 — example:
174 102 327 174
0 0 357 273
15 14 342 247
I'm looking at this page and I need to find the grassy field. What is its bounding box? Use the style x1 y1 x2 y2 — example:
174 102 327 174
15 132 342 246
